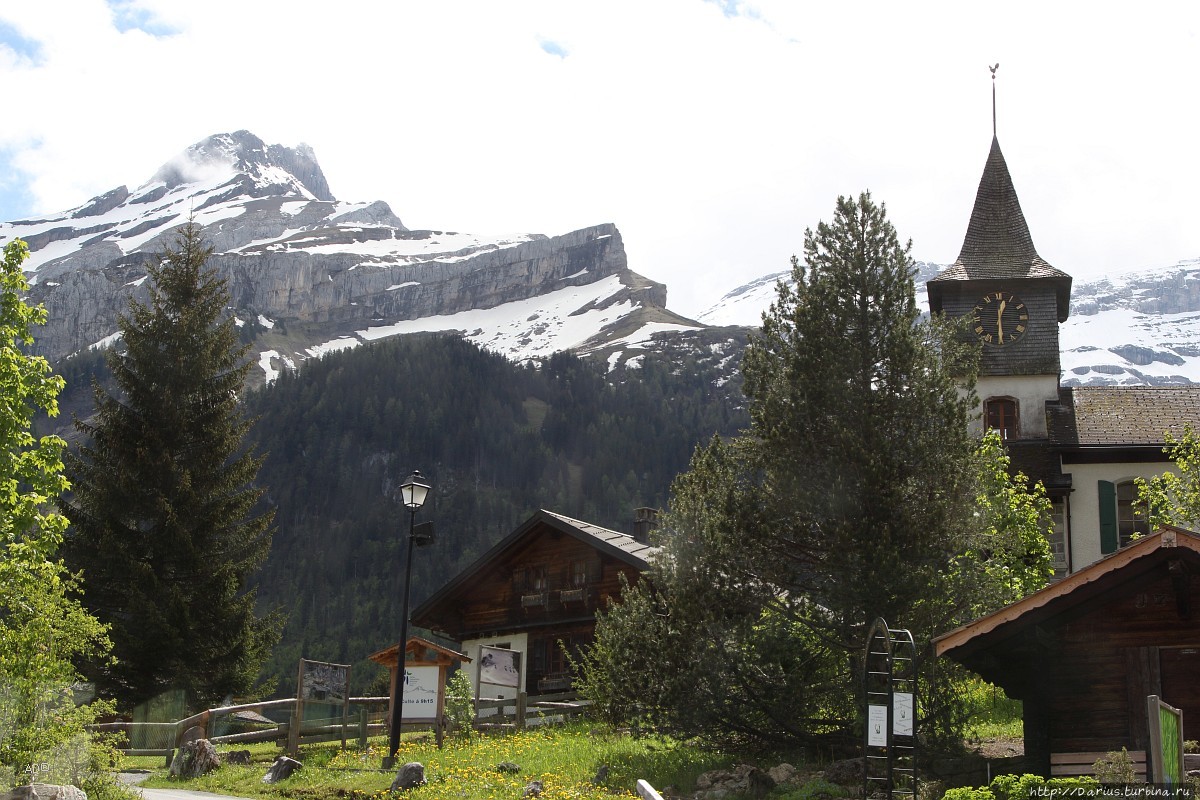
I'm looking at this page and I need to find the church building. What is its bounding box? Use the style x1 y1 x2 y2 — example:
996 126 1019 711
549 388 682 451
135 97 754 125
927 133 1200 575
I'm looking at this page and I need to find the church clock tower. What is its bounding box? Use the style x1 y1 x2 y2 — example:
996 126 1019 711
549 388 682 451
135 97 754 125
926 134 1072 440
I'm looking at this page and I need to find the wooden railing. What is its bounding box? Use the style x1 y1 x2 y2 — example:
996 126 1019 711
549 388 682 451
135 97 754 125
91 696 391 765
474 691 589 730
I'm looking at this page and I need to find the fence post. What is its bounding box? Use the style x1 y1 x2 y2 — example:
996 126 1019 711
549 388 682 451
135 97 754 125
516 693 527 729
358 707 368 749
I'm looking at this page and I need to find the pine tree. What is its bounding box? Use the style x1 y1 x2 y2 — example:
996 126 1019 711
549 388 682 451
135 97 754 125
62 224 276 711
581 193 1051 748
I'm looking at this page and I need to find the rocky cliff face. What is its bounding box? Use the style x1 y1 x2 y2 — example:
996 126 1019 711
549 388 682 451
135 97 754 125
1 131 685 379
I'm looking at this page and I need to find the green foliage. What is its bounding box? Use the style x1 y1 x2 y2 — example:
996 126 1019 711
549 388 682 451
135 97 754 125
62 224 277 711
776 777 852 800
949 431 1053 619
1138 424 1200 530
445 671 474 741
959 677 1022 741
1091 748 1137 785
941 774 1101 800
581 193 1054 750
0 239 114 788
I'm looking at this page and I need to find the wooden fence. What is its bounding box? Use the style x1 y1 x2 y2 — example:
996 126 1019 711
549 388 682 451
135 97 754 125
91 696 391 765
474 691 589 731
92 690 588 764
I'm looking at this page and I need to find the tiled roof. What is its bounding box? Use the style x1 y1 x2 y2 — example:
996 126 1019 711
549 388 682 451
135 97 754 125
1049 386 1200 447
542 509 659 566
1004 438 1070 491
930 137 1071 284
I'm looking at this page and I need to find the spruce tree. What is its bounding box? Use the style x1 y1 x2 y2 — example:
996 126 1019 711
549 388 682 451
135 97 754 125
62 224 276 711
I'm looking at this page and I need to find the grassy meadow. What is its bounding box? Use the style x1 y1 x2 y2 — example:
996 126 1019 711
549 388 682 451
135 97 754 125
138 725 734 800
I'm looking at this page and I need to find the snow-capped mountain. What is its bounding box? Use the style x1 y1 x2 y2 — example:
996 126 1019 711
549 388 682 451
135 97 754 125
697 260 1200 386
1 131 701 384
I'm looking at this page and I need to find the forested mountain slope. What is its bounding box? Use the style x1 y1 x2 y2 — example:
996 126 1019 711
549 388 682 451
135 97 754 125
237 333 748 693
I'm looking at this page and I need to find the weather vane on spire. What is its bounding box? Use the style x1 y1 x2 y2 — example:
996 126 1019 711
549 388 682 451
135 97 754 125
990 63 1000 137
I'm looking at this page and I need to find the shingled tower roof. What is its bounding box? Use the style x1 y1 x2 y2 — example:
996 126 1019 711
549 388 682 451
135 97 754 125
928 136 1072 320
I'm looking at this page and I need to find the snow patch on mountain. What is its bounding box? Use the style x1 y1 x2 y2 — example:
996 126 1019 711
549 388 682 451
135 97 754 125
699 260 1200 387
338 273 649 366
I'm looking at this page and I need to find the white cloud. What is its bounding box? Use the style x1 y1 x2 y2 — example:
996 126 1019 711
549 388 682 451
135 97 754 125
1 0 1198 317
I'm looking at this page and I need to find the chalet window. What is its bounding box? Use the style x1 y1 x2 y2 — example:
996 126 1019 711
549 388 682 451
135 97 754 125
514 566 548 592
984 397 1018 441
1098 480 1149 554
570 559 588 588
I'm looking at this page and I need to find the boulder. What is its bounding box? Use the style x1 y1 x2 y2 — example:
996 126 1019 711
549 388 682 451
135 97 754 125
693 765 775 800
523 780 544 798
169 739 221 778
768 763 798 786
390 762 426 791
2 786 87 800
225 750 252 765
823 758 864 787
262 756 303 784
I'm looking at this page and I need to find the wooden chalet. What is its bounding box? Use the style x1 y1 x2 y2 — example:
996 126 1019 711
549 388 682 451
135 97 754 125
935 526 1200 777
411 508 659 698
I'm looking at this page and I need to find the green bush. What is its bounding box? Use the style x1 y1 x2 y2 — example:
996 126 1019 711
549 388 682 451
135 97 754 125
444 670 473 740
940 773 1101 800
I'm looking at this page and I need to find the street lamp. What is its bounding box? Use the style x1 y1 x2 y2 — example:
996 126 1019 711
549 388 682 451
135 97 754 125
384 469 433 769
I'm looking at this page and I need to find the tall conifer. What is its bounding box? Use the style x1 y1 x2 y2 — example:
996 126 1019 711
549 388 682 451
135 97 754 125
581 193 1050 748
63 224 276 710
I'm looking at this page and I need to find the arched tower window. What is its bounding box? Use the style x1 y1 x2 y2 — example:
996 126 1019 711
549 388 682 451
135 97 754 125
984 397 1019 441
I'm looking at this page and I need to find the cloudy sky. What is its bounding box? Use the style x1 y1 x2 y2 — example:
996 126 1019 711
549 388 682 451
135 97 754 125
1 1 1197 317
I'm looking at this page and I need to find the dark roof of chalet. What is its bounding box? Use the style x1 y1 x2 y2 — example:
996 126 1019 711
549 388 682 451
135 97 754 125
1004 438 1070 491
928 136 1071 320
411 509 659 623
1048 386 1200 449
935 525 1200 674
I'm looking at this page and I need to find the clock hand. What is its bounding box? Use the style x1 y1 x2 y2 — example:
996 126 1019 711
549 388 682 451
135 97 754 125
997 299 1006 342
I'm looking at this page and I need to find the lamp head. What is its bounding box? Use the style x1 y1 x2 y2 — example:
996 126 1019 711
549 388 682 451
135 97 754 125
400 470 431 511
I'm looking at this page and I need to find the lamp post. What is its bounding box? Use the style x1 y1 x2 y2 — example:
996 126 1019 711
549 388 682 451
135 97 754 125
384 469 432 770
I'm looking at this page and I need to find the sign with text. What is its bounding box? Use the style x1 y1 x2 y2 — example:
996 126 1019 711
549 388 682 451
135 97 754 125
867 704 888 747
401 665 441 721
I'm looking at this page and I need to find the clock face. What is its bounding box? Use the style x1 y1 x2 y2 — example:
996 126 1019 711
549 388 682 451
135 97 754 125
972 292 1028 346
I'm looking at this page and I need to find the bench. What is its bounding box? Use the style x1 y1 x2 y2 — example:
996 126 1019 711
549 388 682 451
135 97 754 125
1050 750 1147 781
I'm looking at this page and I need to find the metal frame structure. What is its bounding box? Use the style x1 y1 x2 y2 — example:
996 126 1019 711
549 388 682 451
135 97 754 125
863 618 917 800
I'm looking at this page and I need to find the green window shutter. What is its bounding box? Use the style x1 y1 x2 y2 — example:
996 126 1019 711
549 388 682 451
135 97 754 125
1098 480 1118 554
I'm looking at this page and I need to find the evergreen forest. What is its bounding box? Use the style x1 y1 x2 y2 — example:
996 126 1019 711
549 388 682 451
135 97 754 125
52 330 750 696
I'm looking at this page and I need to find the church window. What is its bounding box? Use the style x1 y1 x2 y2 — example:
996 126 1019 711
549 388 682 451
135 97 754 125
1098 479 1149 554
1116 480 1149 549
984 397 1019 440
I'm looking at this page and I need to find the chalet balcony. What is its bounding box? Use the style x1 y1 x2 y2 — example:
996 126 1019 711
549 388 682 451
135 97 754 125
521 592 550 609
537 674 573 692
559 588 588 605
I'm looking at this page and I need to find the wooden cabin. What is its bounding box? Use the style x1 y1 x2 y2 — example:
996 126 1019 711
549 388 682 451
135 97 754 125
935 526 1200 778
410 508 658 700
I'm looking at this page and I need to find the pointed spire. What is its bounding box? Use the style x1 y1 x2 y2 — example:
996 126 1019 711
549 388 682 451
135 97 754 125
928 129 1072 320
953 135 1057 278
